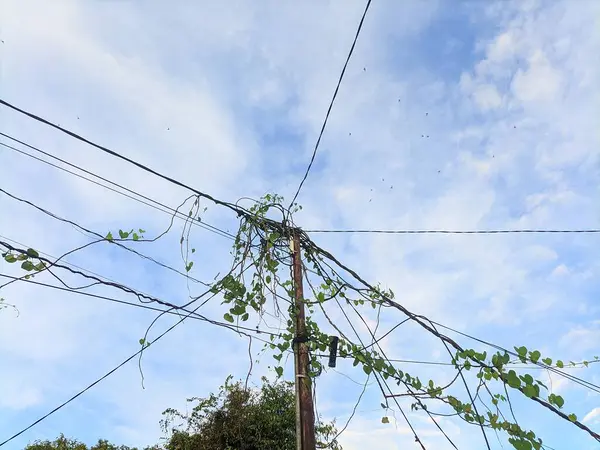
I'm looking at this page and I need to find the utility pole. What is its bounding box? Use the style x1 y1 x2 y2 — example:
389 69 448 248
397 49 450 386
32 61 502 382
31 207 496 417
291 229 316 450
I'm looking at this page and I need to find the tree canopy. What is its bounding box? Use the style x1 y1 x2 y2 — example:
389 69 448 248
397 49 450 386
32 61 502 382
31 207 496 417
161 376 341 450
24 376 341 450
24 434 160 450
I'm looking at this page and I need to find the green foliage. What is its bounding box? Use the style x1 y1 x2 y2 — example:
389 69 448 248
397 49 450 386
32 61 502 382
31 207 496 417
7 193 598 449
160 376 341 450
202 193 599 450
24 434 162 450
105 228 146 242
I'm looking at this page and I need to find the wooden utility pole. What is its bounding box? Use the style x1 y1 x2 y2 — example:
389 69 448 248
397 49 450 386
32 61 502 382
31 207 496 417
291 230 316 450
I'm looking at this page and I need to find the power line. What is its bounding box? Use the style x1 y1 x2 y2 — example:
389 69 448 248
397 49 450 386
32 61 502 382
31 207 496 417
0 273 280 340
0 134 235 241
0 99 248 218
0 234 162 298
0 288 223 447
0 266 283 446
1 238 190 311
0 188 213 287
427 320 600 393
288 0 372 209
305 228 600 234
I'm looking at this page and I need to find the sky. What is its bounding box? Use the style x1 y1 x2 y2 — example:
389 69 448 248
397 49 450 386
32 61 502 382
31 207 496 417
0 0 599 449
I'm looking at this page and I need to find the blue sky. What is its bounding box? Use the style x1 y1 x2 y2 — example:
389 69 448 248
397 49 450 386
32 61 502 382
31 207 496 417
1 0 599 449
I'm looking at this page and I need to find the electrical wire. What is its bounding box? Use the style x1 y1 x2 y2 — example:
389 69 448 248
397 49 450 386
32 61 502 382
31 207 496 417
303 237 600 443
0 99 252 219
0 273 280 341
0 286 226 447
288 0 372 209
0 187 214 286
0 234 161 299
427 320 600 393
305 228 600 234
0 135 235 241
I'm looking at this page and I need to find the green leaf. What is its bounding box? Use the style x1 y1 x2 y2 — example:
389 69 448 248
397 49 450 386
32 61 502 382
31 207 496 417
506 370 521 389
273 354 282 362
139 338 146 346
556 360 564 368
186 262 194 272
381 416 389 424
521 374 534 385
515 346 527 357
118 229 129 239
223 313 234 323
523 384 537 398
191 248 196 253
568 414 577 422
362 365 372 375
241 313 249 322
26 248 39 258
275 366 284 377
4 254 17 263
21 261 34 271
380 403 387 409
554 395 564 408
529 350 541 363
105 232 114 242
265 275 271 284
132 233 139 241
542 357 552 366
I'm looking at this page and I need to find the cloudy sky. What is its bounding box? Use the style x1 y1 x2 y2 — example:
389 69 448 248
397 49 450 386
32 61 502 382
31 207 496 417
1 0 599 449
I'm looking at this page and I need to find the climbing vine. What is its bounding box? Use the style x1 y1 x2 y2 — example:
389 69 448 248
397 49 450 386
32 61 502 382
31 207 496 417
2 193 599 450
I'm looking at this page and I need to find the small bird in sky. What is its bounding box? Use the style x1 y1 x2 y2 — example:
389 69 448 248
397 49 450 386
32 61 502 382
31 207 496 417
425 112 428 116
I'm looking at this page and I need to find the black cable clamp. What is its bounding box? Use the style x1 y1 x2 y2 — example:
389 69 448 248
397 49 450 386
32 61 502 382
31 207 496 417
328 336 339 368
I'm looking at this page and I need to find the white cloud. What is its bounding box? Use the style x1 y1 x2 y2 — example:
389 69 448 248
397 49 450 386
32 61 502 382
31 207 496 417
560 325 600 353
487 30 517 62
512 51 562 104
583 407 600 424
551 264 570 278
1 0 599 449
472 83 503 111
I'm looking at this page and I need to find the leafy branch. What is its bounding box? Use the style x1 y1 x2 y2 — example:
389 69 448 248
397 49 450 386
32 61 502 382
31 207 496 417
2 193 599 450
